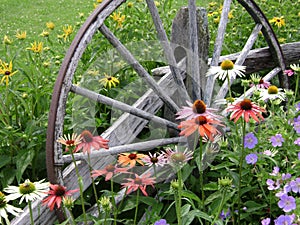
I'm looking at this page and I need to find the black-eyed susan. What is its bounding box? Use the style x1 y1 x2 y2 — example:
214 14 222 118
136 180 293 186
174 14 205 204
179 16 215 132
15 31 26 40
269 16 285 28
26 41 43 53
3 35 12 45
110 12 125 28
0 60 18 86
46 22 55 30
99 73 119 89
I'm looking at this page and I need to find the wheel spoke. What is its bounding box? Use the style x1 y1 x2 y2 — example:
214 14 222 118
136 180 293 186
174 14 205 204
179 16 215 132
146 0 190 101
99 24 180 113
70 84 180 130
63 137 185 163
204 0 232 105
214 23 263 101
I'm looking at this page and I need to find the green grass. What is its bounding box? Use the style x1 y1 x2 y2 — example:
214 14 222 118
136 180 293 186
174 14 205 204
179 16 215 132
0 0 94 42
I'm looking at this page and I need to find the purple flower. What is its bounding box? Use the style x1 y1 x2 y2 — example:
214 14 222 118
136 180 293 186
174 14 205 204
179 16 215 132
220 208 230 220
282 173 292 180
269 166 280 176
293 122 300 134
289 178 300 193
261 218 271 225
154 219 169 225
245 153 258 165
270 134 284 147
278 194 296 212
295 102 300 111
295 138 300 146
294 115 300 123
275 214 294 225
267 179 280 190
244 132 258 149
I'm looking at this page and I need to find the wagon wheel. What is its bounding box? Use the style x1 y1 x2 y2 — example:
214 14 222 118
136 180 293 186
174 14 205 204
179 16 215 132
45 0 287 222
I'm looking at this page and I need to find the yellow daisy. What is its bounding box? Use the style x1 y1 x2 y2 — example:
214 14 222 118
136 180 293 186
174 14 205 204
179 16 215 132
15 31 26 40
99 73 120 89
269 16 285 28
0 61 18 86
27 41 43 53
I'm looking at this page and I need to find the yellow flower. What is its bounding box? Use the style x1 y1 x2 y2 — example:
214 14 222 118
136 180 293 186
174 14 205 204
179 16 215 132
79 12 84 18
87 69 100 76
269 16 285 28
208 2 217 7
99 73 120 89
27 41 43 53
214 16 220 24
0 61 18 86
58 25 74 41
40 30 50 37
15 31 26 40
46 22 55 30
127 2 133 7
97 0 102 2
3 35 13 45
110 12 125 28
154 1 160 7
278 38 286 43
228 10 234 19
208 11 218 17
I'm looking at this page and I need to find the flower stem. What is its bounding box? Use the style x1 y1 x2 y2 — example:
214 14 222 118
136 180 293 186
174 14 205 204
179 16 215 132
227 72 233 100
237 120 246 224
87 153 101 217
199 136 204 207
111 178 118 225
133 189 140 225
70 151 87 225
211 188 226 225
28 200 34 225
293 72 299 105
175 168 183 225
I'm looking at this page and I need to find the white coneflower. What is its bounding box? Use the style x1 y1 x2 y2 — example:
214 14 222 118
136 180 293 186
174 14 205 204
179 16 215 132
259 85 286 102
206 59 246 80
0 191 23 225
4 179 49 204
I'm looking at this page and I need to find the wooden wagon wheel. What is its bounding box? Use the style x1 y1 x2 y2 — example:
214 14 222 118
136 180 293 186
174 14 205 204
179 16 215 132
39 0 289 223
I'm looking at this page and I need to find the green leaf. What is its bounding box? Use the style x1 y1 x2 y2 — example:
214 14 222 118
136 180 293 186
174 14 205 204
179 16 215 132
0 155 11 169
181 190 201 204
16 150 34 183
204 182 218 191
181 204 191 217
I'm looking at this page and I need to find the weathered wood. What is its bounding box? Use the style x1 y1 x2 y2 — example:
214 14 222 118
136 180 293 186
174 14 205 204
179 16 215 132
99 24 180 113
204 0 232 105
218 41 300 74
145 0 190 101
171 7 209 100
215 23 262 100
70 84 179 130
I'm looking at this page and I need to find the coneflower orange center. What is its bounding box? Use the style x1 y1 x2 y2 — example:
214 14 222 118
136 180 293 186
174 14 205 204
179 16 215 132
220 59 234 70
150 157 158 163
54 186 66 196
66 140 75 146
134 178 142 185
195 116 208 125
268 85 279 94
105 164 115 172
128 153 137 160
259 79 264 84
81 130 93 143
192 100 206 114
240 99 252 110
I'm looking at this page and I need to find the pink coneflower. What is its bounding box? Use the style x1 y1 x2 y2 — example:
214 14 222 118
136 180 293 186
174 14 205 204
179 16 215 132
57 133 82 152
118 152 146 167
256 79 270 89
178 116 223 141
74 130 109 154
164 147 193 166
143 152 166 167
91 164 129 181
176 99 221 121
226 99 266 123
121 173 155 196
284 69 294 77
42 184 79 211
